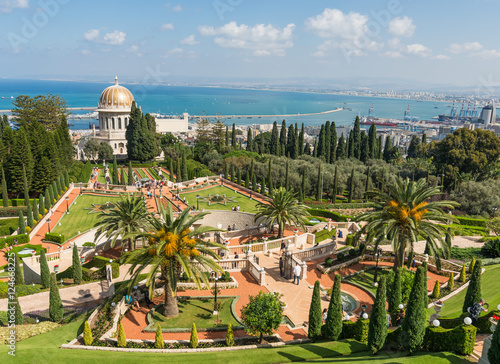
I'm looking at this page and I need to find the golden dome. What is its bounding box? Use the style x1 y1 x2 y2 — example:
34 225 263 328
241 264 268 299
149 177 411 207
98 76 134 110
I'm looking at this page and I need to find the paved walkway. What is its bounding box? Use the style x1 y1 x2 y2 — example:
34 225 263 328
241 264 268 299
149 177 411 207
379 235 484 255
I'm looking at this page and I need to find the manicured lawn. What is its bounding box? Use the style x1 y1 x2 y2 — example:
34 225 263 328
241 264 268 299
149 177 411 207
119 169 128 184
428 264 500 319
344 268 392 296
97 169 107 184
180 185 259 213
152 297 240 329
51 195 120 241
135 168 146 178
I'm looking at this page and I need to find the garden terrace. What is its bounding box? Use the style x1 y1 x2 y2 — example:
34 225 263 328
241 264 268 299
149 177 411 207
179 185 260 213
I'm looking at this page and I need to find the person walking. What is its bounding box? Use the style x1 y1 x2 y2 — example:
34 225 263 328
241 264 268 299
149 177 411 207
468 298 489 324
279 256 284 277
293 264 301 285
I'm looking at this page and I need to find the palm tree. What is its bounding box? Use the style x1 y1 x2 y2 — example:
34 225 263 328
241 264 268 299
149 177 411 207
124 205 223 317
357 177 458 269
94 194 150 251
254 187 309 238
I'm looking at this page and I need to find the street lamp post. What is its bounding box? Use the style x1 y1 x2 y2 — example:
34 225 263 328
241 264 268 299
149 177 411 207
196 194 199 211
47 219 51 234
65 196 69 214
373 247 383 284
211 271 219 316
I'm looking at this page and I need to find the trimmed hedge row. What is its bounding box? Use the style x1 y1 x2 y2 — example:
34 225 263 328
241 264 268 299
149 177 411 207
0 207 27 217
0 218 19 236
44 233 65 244
307 208 354 222
455 216 487 228
314 229 335 243
0 233 30 249
57 261 119 282
0 282 41 299
439 310 499 334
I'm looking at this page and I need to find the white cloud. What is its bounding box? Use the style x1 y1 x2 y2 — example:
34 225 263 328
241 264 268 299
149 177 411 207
306 8 368 41
0 0 28 13
446 42 483 54
384 51 403 58
81 49 91 56
405 43 431 57
127 45 142 57
387 37 401 49
84 29 126 45
163 47 197 58
180 35 199 45
435 54 450 60
388 16 416 37
472 49 500 59
199 21 295 56
165 3 182 11
161 23 174 31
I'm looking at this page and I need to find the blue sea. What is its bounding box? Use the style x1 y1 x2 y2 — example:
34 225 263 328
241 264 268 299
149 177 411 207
0 79 451 130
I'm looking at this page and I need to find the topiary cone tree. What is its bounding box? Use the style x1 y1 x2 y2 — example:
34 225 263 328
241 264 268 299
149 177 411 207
14 253 24 286
308 280 322 341
83 321 93 345
39 250 50 289
72 244 82 285
469 257 476 274
18 210 26 234
154 324 164 349
459 264 466 283
432 280 440 299
324 274 343 340
190 322 198 348
388 268 402 313
13 291 23 325
488 316 500 364
462 260 482 314
117 322 127 347
448 272 454 291
368 276 388 354
226 323 235 347
49 273 63 322
400 266 426 355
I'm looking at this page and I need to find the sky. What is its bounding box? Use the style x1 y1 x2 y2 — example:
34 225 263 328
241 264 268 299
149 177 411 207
1 0 500 89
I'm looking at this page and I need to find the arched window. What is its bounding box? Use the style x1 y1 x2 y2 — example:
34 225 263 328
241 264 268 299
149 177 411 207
114 143 117 149
118 117 122 129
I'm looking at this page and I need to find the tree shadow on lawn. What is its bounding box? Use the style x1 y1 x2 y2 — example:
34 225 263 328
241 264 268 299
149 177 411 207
276 340 369 362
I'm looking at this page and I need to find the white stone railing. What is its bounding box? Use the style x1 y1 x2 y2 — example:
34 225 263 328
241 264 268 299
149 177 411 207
294 241 336 262
248 259 266 285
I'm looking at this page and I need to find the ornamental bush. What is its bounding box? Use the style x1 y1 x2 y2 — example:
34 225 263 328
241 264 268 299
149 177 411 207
13 292 23 325
49 273 63 322
226 323 235 347
72 244 82 285
448 273 455 291
367 276 387 354
388 268 402 312
154 324 164 349
462 260 482 313
190 323 198 348
117 322 127 347
324 274 343 340
44 233 65 244
40 250 50 289
308 281 322 341
83 321 93 345
432 280 440 299
488 315 500 363
400 266 426 354
482 238 500 258
241 291 283 344
469 257 476 274
459 264 466 283
14 253 24 285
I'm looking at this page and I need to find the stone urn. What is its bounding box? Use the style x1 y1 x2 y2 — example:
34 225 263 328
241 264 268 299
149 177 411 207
478 317 499 364
491 317 498 334
434 301 444 313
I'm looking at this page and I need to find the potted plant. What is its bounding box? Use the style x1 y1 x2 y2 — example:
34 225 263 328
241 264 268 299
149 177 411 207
434 300 444 313
491 314 499 333
54 264 59 274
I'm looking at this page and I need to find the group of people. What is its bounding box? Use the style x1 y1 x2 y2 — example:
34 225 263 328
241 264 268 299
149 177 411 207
231 205 240 211
124 287 154 312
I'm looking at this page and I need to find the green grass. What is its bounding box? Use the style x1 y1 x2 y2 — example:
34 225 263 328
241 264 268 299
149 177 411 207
119 169 128 184
428 264 500 319
148 168 160 180
0 315 471 364
135 168 146 178
343 268 392 296
180 185 259 213
8 244 46 258
152 297 240 329
51 195 120 241
97 169 107 184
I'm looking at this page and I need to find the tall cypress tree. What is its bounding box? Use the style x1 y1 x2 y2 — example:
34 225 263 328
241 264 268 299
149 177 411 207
364 165 371 197
308 280 322 341
259 132 265 154
298 123 304 156
377 135 383 159
347 130 354 158
249 159 255 182
231 123 236 148
40 250 50 289
13 291 23 324
332 165 338 203
368 276 388 354
279 120 287 156
112 156 119 185
225 125 229 146
324 121 331 163
128 161 134 185
330 121 337 163
2 168 8 207
64 170 70 187
462 260 482 313
252 174 257 192
237 169 241 185
360 132 368 163
286 124 297 159
422 261 428 307
245 170 250 189
181 155 188 181
22 165 30 206
39 194 45 215
32 198 39 221
72 244 82 285
231 165 236 183
317 125 325 158
489 316 500 364
120 168 126 185
260 176 266 194
388 268 402 312
246 128 253 152
367 123 377 159
352 115 361 159
400 266 426 354
224 163 228 180
312 139 317 157
348 167 355 203
267 159 272 191
285 160 289 190
324 274 343 340
49 273 63 322
316 164 322 201
303 142 311 155
301 167 306 199
14 253 24 285
45 187 51 210
336 134 346 160
383 136 392 163
269 121 279 155
176 158 182 183
26 203 33 228
18 210 26 234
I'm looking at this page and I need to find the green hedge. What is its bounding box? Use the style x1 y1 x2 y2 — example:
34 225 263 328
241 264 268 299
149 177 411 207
314 229 335 243
0 233 30 249
455 216 487 228
0 282 42 299
57 261 119 282
439 310 499 334
0 207 27 217
450 247 483 260
9 244 46 258
44 233 65 244
336 319 369 342
0 218 20 236
307 208 354 222
423 325 476 355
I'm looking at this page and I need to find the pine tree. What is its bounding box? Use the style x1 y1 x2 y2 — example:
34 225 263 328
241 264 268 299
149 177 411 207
488 314 500 364
332 165 338 203
324 274 343 340
432 280 440 299
448 272 455 291
388 268 402 312
112 156 118 184
72 244 82 285
117 322 127 347
308 280 322 341
285 160 289 190
245 170 250 189
18 210 26 234
298 123 305 156
14 253 24 285
279 120 287 156
2 168 8 207
368 276 388 354
231 123 237 148
246 128 253 152
154 324 164 349
223 323 235 347
462 260 482 313
13 292 23 325
40 250 50 289
83 321 93 345
270 121 279 155
400 266 426 354
190 322 199 348
252 174 257 192
348 167 355 203
128 161 134 185
32 198 39 222
49 273 63 322
26 203 33 228
336 134 346 159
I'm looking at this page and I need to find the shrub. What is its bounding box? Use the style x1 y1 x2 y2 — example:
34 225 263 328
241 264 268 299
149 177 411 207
450 247 483 260
489 315 500 363
336 252 345 261
190 323 198 348
0 218 20 236
459 264 466 283
324 274 342 340
240 291 283 343
0 233 29 249
482 238 500 258
11 199 26 207
154 324 164 349
306 208 352 222
0 206 27 217
448 273 455 291
400 266 426 354
49 273 63 322
44 233 65 244
83 321 93 345
324 257 333 266
308 281 322 341
462 260 482 313
386 268 414 304
226 323 235 347
368 276 387 354
345 234 354 245
456 216 487 228
14 284 41 297
432 280 440 299
469 257 476 274
221 271 231 282
424 325 477 355
348 248 356 257
117 323 127 347
82 242 96 247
